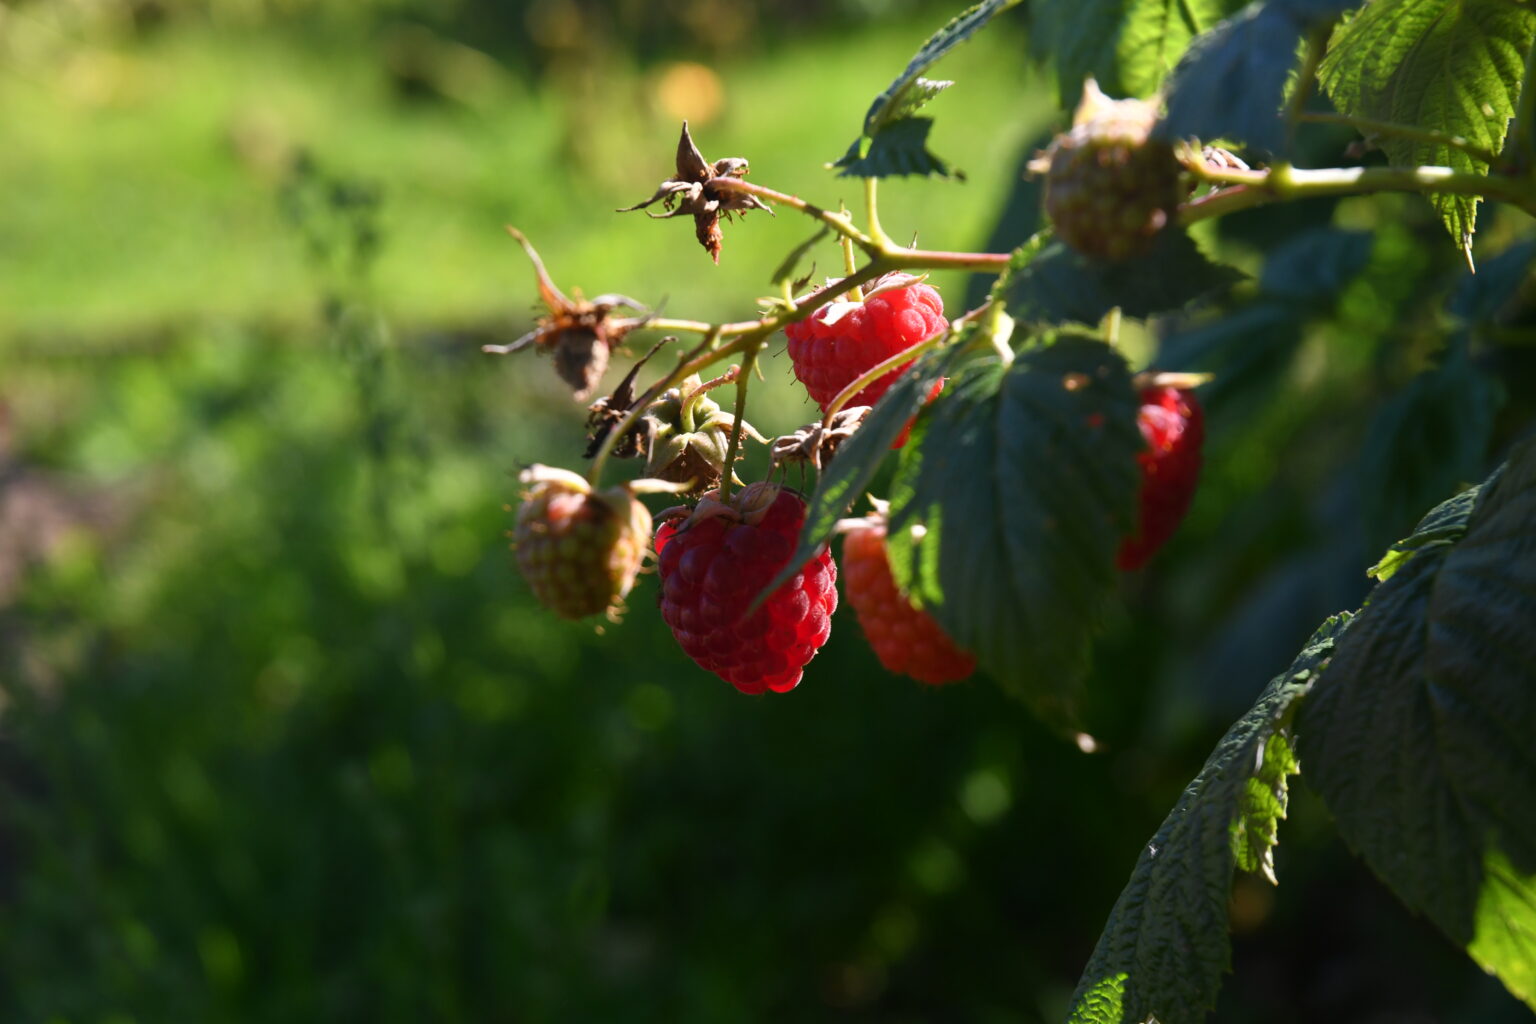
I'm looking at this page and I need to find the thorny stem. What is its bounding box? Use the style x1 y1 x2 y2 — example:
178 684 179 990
1298 111 1503 165
707 177 875 250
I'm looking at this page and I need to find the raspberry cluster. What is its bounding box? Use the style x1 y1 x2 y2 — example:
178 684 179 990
785 278 947 441
656 485 837 694
841 517 974 685
1117 386 1205 570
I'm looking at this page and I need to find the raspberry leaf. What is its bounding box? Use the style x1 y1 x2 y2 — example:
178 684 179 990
1298 439 1536 1012
1155 4 1310 154
1257 227 1373 302
1358 341 1502 555
1067 614 1353 1024
1031 0 1251 99
1006 231 1241 325
756 345 963 611
886 336 1142 725
1319 0 1536 257
832 0 1020 178
834 118 955 179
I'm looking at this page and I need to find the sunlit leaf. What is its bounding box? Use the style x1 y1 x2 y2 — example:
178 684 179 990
1319 0 1536 253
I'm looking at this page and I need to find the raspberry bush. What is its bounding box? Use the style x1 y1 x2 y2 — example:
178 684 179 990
490 0 1536 1018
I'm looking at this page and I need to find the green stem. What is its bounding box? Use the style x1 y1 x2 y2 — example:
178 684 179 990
1102 306 1122 348
718 346 761 501
883 248 1013 270
840 224 864 302
707 176 1012 269
865 178 892 251
1284 24 1331 148
1180 163 1536 224
1298 111 1502 165
706 177 875 251
645 316 729 336
820 328 950 428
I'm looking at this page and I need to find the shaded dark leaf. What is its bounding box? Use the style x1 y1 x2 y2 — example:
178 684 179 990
1007 231 1242 325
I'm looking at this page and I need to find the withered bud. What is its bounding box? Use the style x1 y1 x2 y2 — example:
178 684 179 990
770 406 872 472
483 227 652 400
583 336 673 460
618 121 773 264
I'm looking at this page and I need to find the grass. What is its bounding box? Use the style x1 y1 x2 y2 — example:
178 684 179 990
0 10 1053 340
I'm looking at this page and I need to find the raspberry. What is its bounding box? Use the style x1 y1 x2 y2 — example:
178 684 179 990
1117 386 1205 571
1036 81 1182 264
514 466 653 619
784 275 947 445
656 483 837 694
841 517 975 685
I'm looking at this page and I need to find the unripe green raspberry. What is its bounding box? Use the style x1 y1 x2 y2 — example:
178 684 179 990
514 466 652 620
1036 80 1183 263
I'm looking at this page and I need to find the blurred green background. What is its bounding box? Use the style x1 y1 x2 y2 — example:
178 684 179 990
1 1 1532 1021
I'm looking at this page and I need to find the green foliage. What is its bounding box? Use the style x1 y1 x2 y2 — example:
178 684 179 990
1448 238 1536 321
1006 230 1243 324
1319 0 1536 252
1066 614 1354 1024
1258 227 1374 301
1358 342 1502 553
1157 4 1309 153
1157 226 1372 408
1299 439 1536 1011
1365 470 1490 583
832 0 1021 177
1029 0 1251 99
886 337 1142 725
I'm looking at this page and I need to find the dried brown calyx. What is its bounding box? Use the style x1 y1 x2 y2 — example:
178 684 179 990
483 228 652 400
618 121 772 263
770 406 872 472
583 336 672 461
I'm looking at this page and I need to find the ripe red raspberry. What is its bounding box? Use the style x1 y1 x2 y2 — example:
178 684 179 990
1117 386 1205 570
784 275 947 444
841 516 974 685
514 466 652 619
655 483 837 694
